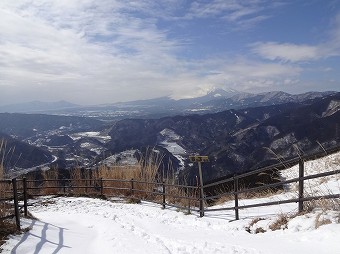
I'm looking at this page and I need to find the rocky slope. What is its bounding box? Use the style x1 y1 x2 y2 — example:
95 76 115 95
106 93 340 182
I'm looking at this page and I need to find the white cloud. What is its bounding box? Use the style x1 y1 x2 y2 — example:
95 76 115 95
186 0 279 28
251 42 319 62
0 0 190 104
168 58 302 97
252 12 340 63
0 1 337 105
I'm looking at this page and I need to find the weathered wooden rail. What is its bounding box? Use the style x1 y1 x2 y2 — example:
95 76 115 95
203 159 340 219
0 179 22 230
1 146 339 229
22 177 200 214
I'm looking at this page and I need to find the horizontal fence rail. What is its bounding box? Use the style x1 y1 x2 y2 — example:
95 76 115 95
1 144 339 225
16 157 339 220
203 159 340 219
22 177 201 215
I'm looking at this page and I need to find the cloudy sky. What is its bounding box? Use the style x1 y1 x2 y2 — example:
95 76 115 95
0 0 339 105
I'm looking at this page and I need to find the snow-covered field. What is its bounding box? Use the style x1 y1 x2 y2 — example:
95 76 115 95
2 152 340 254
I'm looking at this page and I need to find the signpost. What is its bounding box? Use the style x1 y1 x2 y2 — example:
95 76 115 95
189 155 209 217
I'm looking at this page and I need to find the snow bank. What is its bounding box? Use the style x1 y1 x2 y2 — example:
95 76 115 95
2 196 340 254
2 152 340 254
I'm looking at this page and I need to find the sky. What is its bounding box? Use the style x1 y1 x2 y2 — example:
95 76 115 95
0 0 340 106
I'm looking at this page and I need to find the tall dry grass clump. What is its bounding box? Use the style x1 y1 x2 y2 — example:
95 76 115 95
0 140 10 200
40 169 60 195
0 139 5 180
0 139 19 247
96 148 163 198
20 147 195 209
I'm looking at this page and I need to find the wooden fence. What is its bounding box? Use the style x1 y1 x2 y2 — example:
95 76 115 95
1 148 339 229
0 179 22 230
21 177 200 214
203 159 340 219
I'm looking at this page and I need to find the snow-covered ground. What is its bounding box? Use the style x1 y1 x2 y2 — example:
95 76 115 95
70 131 111 143
2 152 340 254
100 150 138 167
159 129 187 170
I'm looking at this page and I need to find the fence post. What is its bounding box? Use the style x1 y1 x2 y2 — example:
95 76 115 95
162 181 166 209
234 176 239 220
199 184 204 217
85 178 88 194
100 178 104 196
187 186 191 215
23 177 28 217
298 159 304 212
12 178 21 230
130 178 134 196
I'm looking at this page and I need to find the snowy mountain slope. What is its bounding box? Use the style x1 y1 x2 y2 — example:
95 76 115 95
280 151 340 198
107 93 340 182
2 152 340 254
159 128 187 170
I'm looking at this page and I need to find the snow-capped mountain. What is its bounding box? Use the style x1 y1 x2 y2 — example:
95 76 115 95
0 91 339 182
0 90 335 120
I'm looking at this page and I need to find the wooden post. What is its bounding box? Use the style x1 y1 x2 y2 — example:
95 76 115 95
198 162 205 217
234 176 239 220
189 155 209 217
162 181 166 209
130 178 134 196
100 178 104 196
187 187 191 215
298 159 304 212
12 178 21 230
23 177 28 217
199 184 204 217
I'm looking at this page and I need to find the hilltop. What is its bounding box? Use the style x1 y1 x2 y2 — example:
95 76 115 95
1 151 339 254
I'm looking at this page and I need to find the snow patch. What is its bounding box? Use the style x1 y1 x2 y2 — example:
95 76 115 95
159 129 187 170
270 133 297 150
70 132 111 142
322 100 340 117
100 150 138 166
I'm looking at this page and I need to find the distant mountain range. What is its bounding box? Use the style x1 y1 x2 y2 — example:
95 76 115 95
0 100 79 113
0 90 339 182
0 90 336 120
106 92 340 182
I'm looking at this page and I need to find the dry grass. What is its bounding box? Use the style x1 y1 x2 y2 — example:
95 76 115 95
40 169 60 195
0 139 5 180
21 148 197 210
0 220 19 248
245 218 266 234
269 214 289 231
23 148 182 201
304 197 340 212
0 140 12 220
0 140 18 250
315 212 332 229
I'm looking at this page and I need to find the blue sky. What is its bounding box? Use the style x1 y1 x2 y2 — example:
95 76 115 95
0 0 339 105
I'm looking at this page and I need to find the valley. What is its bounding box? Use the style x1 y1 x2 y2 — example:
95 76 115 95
0 90 339 183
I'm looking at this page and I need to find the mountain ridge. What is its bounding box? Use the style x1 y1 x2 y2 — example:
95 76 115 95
0 90 336 120
106 92 340 182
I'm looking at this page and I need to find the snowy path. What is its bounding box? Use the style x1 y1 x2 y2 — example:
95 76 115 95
2 196 340 254
2 152 340 253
